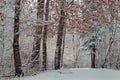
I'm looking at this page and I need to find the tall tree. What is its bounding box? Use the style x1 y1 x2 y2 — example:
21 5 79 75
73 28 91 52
60 27 66 68
90 36 96 68
31 0 44 67
13 0 24 77
54 0 66 70
42 0 49 70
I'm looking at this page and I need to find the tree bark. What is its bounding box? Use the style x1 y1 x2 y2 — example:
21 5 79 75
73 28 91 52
42 0 49 71
91 44 96 68
31 0 44 67
61 26 66 68
54 0 65 70
13 0 24 77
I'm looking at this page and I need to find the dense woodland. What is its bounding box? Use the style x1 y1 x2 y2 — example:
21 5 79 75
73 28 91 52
0 0 120 77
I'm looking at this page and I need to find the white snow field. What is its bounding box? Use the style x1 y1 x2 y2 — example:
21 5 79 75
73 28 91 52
10 68 120 80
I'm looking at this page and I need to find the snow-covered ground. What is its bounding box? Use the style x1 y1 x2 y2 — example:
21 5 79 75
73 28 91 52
10 68 120 80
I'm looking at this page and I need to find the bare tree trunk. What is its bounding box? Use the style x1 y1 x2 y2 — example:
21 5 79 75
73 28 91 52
42 0 49 71
54 0 66 70
61 27 66 68
13 0 24 77
90 36 97 68
91 45 96 68
31 0 44 67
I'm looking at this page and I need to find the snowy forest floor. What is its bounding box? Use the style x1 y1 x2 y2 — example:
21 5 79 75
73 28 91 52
1 68 120 80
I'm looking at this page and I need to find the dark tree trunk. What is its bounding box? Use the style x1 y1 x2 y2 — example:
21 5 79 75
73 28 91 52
31 0 44 67
54 0 65 70
91 44 96 68
42 0 49 71
13 0 24 77
61 27 66 68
